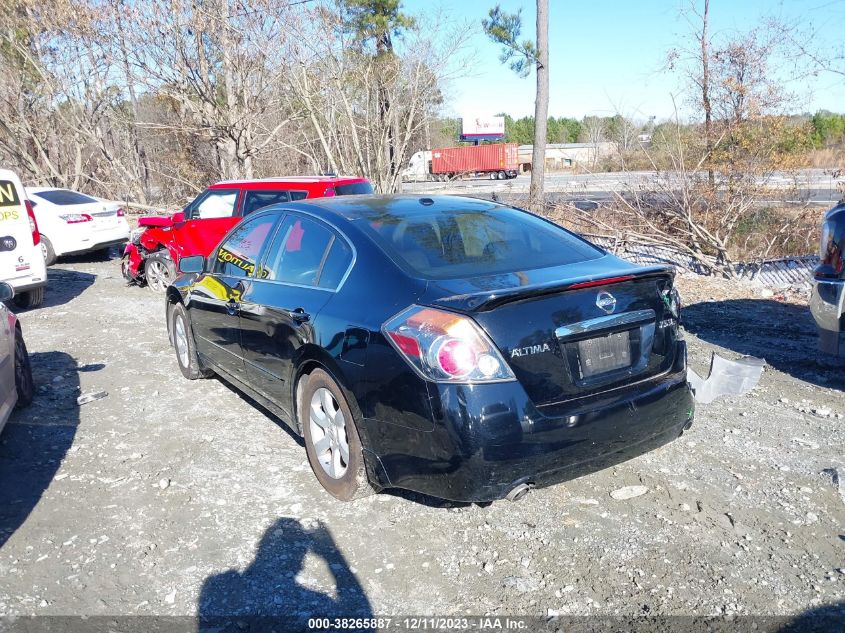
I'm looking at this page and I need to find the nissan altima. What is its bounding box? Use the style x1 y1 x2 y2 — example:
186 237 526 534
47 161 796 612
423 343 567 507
165 195 693 502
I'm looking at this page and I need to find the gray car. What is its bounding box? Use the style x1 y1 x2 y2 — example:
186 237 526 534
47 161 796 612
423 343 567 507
0 282 34 434
810 201 845 355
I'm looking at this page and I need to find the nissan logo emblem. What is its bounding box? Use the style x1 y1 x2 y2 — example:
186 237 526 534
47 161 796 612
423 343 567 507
596 291 617 314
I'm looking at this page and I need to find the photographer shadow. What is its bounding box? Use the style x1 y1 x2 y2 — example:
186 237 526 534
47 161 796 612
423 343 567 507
198 517 372 629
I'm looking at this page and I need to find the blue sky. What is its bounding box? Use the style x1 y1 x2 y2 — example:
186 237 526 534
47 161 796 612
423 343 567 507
402 0 845 121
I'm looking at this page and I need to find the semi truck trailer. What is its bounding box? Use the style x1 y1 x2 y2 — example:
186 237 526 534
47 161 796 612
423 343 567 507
402 144 519 182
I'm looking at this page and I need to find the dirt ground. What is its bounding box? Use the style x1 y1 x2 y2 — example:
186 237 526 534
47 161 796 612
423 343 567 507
0 255 843 623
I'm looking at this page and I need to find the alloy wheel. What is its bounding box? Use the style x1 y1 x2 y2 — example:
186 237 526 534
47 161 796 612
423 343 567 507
174 314 190 369
308 387 350 479
147 260 171 292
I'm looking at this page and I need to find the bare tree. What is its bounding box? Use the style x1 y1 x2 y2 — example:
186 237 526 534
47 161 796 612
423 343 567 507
483 1 549 210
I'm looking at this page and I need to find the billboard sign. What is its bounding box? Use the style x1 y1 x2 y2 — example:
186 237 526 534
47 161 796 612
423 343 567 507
461 115 505 139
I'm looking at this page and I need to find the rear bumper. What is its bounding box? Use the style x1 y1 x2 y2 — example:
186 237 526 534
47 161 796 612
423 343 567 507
810 278 845 355
362 343 693 502
55 229 129 257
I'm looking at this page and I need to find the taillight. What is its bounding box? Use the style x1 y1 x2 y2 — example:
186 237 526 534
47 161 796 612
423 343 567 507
59 213 94 224
116 207 125 217
820 218 844 273
25 200 40 246
324 187 336 197
382 305 515 383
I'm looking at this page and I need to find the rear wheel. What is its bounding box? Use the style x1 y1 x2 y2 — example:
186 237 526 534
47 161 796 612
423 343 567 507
300 369 373 501
13 287 44 309
145 251 175 293
13 328 34 408
497 171 506 180
169 302 212 380
40 235 57 266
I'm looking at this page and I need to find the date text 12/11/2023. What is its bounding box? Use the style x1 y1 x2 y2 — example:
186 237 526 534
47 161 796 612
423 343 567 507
307 617 530 630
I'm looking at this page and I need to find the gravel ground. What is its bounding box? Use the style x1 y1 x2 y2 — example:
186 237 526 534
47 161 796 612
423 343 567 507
0 256 843 622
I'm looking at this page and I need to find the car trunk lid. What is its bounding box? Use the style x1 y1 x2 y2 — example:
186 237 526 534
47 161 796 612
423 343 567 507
423 257 681 407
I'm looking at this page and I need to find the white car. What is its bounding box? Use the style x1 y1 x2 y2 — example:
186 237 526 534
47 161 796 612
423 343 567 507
26 187 130 265
0 282 34 435
0 168 47 308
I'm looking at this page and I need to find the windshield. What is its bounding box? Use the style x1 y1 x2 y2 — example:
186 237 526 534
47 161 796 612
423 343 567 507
357 206 602 279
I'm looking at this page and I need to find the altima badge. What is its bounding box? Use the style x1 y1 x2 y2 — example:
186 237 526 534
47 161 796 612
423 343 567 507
596 291 617 314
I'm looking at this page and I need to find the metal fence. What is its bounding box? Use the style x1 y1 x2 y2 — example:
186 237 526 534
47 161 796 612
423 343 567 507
585 234 817 287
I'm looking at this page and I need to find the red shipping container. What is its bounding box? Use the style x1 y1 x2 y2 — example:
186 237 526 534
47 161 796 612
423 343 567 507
431 144 518 175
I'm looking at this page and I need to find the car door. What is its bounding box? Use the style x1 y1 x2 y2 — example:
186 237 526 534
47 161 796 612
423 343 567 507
188 213 279 380
239 214 354 414
176 188 244 256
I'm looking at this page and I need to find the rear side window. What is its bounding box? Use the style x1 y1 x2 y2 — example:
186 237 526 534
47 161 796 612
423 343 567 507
212 214 277 278
334 182 373 196
358 206 602 279
191 189 239 219
243 190 290 216
317 239 353 289
31 189 97 205
260 216 340 287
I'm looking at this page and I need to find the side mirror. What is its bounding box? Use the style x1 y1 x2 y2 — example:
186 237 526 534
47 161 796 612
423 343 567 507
171 211 186 224
178 255 205 274
0 282 14 302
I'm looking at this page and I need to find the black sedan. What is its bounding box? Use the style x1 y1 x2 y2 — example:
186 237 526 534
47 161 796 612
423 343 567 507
166 195 693 502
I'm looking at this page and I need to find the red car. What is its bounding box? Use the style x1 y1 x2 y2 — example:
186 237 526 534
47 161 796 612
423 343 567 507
122 176 373 291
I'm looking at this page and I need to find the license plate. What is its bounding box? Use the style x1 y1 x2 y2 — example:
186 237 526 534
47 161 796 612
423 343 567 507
577 330 631 378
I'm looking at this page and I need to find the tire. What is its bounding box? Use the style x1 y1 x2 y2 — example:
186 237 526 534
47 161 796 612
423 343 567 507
169 302 212 380
13 327 34 408
299 369 374 501
40 235 57 266
13 286 44 309
497 171 506 180
145 251 176 293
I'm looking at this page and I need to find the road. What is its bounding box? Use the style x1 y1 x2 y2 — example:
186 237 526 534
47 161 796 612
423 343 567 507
402 169 845 207
0 256 843 623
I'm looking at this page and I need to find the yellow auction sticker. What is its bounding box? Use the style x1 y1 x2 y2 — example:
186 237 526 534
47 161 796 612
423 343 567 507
0 180 22 221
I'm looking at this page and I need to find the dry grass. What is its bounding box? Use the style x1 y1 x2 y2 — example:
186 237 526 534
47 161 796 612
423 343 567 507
544 201 825 262
798 148 845 169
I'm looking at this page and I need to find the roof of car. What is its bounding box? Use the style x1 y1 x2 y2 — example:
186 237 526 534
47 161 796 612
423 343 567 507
210 176 369 188
282 194 502 222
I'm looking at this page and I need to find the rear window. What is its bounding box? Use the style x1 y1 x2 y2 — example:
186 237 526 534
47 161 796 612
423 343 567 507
358 206 602 279
334 182 373 196
243 190 290 216
31 189 97 205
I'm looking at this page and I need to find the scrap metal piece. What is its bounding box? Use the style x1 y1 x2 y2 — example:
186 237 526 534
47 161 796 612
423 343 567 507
688 352 765 404
76 390 108 406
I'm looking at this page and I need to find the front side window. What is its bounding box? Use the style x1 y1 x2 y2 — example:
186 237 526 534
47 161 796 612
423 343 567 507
191 189 239 219
212 214 277 278
259 215 334 286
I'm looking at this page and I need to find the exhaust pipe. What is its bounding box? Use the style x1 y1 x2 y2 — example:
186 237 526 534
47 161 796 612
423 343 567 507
506 483 533 502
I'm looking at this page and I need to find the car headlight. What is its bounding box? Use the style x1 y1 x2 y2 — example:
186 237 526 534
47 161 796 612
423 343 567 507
130 228 145 244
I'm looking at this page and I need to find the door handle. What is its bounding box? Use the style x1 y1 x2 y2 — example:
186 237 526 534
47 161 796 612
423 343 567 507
225 299 240 316
288 308 310 323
